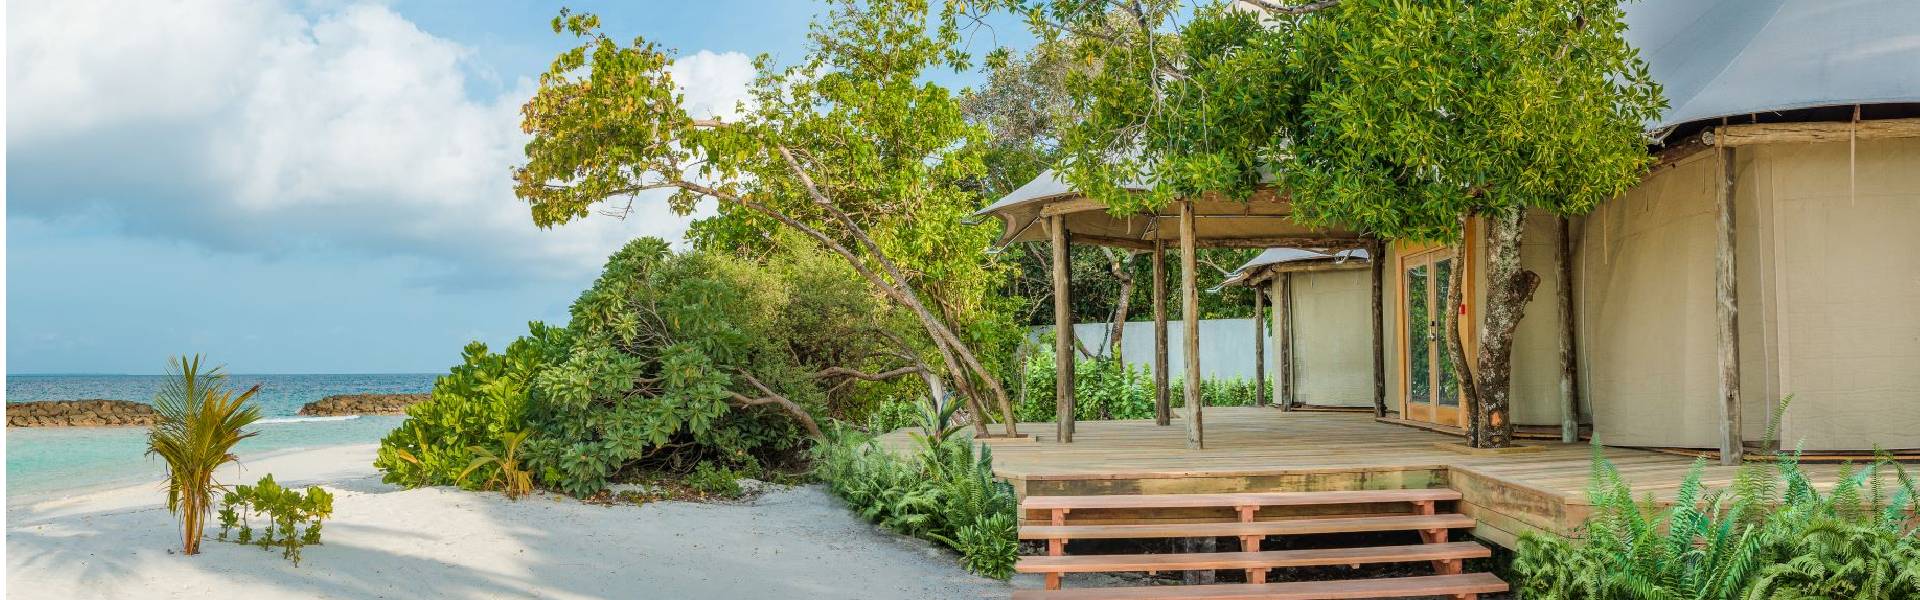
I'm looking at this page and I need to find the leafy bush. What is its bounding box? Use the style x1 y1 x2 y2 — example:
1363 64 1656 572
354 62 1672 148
1016 345 1265 422
519 239 818 497
1513 427 1920 598
374 330 556 489
814 411 1019 580
687 461 746 499
379 237 930 499
216 474 335 567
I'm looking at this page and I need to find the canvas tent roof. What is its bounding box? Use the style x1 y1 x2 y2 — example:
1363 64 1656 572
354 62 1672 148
1218 248 1371 289
1625 0 1920 131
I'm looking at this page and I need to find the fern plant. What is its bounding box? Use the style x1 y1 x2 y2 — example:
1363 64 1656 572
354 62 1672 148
1513 396 1920 599
813 423 1019 580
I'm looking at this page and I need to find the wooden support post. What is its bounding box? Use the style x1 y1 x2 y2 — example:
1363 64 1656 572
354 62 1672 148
1371 240 1387 417
1051 215 1075 444
1268 276 1285 410
1556 216 1580 443
1252 285 1267 408
1715 142 1743 465
1280 273 1295 411
1153 241 1171 426
1180 201 1204 449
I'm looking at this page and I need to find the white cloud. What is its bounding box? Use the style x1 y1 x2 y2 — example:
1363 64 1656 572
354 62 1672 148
6 0 756 285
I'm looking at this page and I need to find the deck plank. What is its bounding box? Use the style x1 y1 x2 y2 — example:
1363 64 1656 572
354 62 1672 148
1018 514 1474 540
1015 542 1489 573
1009 573 1508 599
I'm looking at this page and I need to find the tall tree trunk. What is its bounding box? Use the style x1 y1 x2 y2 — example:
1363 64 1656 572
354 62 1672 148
1103 250 1136 420
1106 249 1137 363
1473 208 1541 448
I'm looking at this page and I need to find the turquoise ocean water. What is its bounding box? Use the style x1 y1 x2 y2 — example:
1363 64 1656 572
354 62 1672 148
6 373 434 502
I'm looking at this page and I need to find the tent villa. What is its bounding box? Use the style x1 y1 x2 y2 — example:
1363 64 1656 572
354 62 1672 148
970 0 1920 460
883 1 1919 594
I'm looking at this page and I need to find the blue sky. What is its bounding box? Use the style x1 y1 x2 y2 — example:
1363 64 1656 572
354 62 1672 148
6 0 1031 375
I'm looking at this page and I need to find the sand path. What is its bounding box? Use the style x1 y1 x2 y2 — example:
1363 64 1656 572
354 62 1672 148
6 444 1017 599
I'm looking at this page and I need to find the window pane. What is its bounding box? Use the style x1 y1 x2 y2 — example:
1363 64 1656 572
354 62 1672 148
1434 258 1459 407
1405 264 1430 408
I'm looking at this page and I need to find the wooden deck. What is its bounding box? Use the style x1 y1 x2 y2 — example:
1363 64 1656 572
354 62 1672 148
877 408 1853 548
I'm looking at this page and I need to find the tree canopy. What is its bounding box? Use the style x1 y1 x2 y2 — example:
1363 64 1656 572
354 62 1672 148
1032 0 1664 240
513 0 1026 434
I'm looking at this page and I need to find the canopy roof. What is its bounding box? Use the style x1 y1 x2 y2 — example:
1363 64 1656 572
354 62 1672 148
1625 0 1920 131
972 170 1363 249
1219 248 1371 289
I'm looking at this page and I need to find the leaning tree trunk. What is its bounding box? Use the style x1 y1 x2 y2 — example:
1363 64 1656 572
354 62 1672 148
1443 236 1481 447
1473 208 1541 448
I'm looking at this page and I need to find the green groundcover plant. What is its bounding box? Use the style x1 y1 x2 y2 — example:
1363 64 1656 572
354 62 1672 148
1514 400 1920 599
217 474 334 567
814 397 1019 580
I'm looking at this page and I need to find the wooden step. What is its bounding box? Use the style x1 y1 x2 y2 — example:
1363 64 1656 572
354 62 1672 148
1011 572 1509 599
1016 542 1490 574
1022 489 1461 511
1019 514 1474 541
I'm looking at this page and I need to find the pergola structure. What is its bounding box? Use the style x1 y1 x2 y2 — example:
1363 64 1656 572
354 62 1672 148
976 171 1382 449
1218 248 1376 412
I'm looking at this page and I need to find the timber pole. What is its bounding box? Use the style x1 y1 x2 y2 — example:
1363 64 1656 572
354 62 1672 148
1252 283 1267 408
1556 216 1581 443
1269 275 1285 410
1180 201 1204 449
1279 273 1295 411
1051 215 1075 443
1153 240 1170 426
1715 142 1743 465
1371 239 1387 418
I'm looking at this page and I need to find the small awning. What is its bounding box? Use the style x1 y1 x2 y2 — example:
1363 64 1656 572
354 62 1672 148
1218 248 1371 289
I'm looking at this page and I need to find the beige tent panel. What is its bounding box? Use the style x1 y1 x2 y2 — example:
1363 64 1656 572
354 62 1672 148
1749 138 1920 450
1289 268 1376 407
1577 136 1920 451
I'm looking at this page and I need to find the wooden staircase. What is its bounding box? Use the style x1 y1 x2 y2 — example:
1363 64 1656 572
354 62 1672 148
1013 489 1507 599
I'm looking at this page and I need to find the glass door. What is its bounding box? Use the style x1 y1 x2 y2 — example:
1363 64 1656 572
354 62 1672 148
1401 250 1464 426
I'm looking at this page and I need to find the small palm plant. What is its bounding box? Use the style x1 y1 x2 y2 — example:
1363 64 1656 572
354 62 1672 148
146 355 263 555
457 430 534 500
908 393 964 471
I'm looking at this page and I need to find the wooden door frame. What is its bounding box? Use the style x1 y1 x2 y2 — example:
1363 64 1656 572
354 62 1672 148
1393 223 1478 428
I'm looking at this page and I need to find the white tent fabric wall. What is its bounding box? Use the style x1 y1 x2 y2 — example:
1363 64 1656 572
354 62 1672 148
1031 319 1269 383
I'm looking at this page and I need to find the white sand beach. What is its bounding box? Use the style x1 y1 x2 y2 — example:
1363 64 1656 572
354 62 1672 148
6 444 1018 599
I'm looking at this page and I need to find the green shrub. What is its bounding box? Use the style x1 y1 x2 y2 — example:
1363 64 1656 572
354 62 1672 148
1016 345 1266 423
1512 401 1920 599
687 461 746 499
373 329 558 489
864 396 923 434
813 417 1019 580
380 237 929 499
216 474 334 567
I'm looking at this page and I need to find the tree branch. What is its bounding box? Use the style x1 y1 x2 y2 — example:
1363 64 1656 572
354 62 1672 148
729 370 824 440
809 365 925 382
